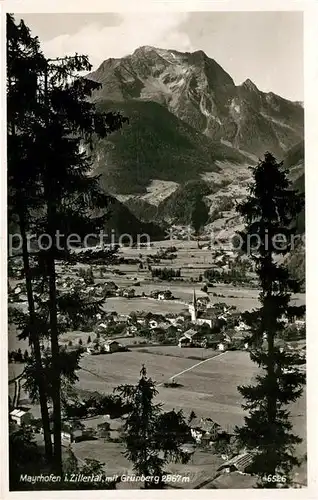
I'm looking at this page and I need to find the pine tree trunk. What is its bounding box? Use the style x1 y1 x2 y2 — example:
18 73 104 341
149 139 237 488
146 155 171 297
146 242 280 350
48 252 62 475
18 210 53 460
46 198 62 475
8 67 53 460
264 253 278 482
43 65 62 476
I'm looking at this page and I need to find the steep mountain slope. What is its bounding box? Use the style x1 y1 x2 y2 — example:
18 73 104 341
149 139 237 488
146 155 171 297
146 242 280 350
157 180 212 224
91 99 246 194
282 141 305 289
88 46 303 158
95 195 165 240
283 140 304 183
123 198 159 222
284 141 305 234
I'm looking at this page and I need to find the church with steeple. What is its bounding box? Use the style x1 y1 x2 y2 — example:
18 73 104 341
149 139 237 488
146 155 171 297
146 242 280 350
188 289 214 328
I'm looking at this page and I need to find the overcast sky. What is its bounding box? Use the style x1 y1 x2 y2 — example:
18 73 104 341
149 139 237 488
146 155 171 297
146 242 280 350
17 11 303 101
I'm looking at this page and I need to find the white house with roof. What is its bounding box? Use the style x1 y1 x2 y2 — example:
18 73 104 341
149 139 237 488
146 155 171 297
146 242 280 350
60 422 84 444
126 324 138 335
167 315 185 327
217 452 254 474
178 328 200 347
217 342 226 351
87 346 101 355
149 319 159 329
104 340 121 353
137 318 147 326
295 319 305 330
190 417 222 444
10 408 33 426
235 321 250 332
157 290 172 300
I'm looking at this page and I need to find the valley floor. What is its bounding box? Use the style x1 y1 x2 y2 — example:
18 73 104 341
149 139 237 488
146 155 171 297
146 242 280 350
9 348 307 489
8 240 306 489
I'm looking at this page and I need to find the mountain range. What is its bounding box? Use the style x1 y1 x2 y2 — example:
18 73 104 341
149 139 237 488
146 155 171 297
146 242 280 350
85 45 304 236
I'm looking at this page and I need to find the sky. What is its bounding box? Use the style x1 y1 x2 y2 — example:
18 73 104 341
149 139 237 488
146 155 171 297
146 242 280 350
17 11 303 101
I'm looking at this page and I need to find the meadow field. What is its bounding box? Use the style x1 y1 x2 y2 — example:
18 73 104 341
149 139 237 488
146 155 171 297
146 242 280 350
102 286 304 315
8 341 306 488
72 348 306 487
103 296 188 315
76 350 306 438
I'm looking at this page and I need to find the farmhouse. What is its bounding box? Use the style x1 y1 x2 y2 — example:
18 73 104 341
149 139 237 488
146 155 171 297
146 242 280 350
178 336 191 347
10 408 33 426
152 324 177 342
234 321 250 332
137 318 146 326
178 329 201 348
206 338 230 351
217 342 226 351
87 346 101 355
295 319 305 330
155 321 172 330
118 314 130 322
103 281 118 294
217 452 254 474
190 417 222 444
157 290 173 300
60 422 84 444
104 340 121 353
197 296 209 307
166 314 185 326
122 288 135 298
93 283 104 295
96 322 108 333
97 421 111 439
126 324 138 335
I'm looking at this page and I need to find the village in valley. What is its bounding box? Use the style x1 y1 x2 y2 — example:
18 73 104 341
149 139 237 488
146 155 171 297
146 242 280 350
8 238 306 489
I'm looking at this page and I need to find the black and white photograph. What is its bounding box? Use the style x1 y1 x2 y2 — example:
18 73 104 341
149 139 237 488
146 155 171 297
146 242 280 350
5 4 312 493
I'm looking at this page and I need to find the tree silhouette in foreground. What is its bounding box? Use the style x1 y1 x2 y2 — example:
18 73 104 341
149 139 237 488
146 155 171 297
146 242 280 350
235 152 305 487
7 13 128 477
115 365 192 489
7 13 53 460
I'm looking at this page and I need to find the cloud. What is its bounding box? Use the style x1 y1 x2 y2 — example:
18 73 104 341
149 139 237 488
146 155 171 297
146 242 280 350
41 12 192 69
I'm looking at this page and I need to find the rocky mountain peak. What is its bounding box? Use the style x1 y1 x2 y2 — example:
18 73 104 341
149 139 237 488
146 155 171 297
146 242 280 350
88 46 304 160
133 45 159 55
242 78 259 92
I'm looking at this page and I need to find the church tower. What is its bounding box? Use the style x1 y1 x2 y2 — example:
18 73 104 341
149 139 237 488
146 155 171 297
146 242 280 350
189 289 197 323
